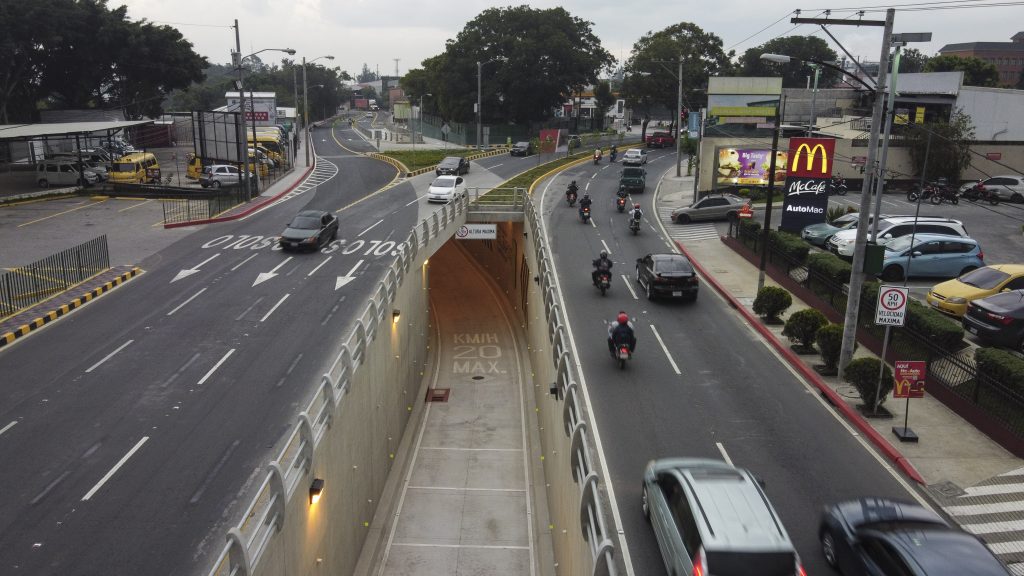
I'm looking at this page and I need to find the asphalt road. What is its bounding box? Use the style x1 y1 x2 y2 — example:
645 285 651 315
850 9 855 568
536 151 926 576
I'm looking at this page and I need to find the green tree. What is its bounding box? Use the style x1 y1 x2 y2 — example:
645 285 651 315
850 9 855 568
905 109 975 183
110 19 207 118
592 80 617 130
899 48 929 73
621 22 732 140
925 54 999 87
357 63 378 83
0 0 66 122
737 36 840 88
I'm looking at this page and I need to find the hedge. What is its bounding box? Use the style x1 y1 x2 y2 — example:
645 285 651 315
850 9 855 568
807 252 852 286
976 348 1024 394
768 230 809 265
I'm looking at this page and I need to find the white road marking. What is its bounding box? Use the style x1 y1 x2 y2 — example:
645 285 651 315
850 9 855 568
601 240 612 255
336 259 364 290
961 519 1024 535
307 256 332 277
81 436 149 501
716 442 734 466
585 182 591 190
621 275 638 299
253 256 293 287
197 349 235 386
0 421 17 436
85 340 134 373
405 197 420 207
171 253 220 283
590 217 597 228
167 288 207 316
591 173 598 179
963 483 1024 497
230 253 258 271
649 325 681 375
945 500 1024 516
260 294 290 322
490 163 504 168
358 219 383 236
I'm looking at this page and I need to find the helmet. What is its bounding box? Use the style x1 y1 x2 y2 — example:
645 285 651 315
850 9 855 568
600 250 608 258
571 180 576 185
634 203 641 209
617 313 629 324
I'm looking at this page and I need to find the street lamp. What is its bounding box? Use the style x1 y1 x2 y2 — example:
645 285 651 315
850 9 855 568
413 93 432 161
303 55 335 166
476 58 503 150
753 54 788 291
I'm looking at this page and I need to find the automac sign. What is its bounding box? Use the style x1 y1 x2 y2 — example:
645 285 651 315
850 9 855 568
779 138 835 233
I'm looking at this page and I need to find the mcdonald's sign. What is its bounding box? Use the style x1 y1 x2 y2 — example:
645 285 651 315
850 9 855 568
786 138 835 178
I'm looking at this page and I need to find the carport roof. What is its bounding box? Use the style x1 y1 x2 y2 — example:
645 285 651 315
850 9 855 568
0 120 154 141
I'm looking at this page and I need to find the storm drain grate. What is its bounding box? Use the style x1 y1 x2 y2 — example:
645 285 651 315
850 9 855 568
426 388 450 403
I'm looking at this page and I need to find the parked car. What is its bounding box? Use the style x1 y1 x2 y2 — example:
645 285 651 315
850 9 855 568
436 156 469 176
427 175 465 203
279 210 338 251
960 175 1024 203
800 213 895 247
926 264 1024 317
671 193 749 224
50 156 110 181
199 165 250 188
963 289 1024 352
827 216 969 258
877 234 983 282
635 253 699 301
566 134 582 147
646 131 675 148
642 458 804 576
509 141 534 156
820 497 1009 576
36 160 100 188
622 148 648 166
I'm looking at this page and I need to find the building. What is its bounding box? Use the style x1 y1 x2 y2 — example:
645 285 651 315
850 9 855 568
939 32 1024 87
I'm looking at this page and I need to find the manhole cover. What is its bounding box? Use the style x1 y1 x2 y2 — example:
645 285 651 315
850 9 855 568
929 480 965 498
425 388 450 402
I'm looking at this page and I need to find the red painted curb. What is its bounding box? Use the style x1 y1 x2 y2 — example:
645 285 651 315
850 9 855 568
164 159 317 229
675 239 926 485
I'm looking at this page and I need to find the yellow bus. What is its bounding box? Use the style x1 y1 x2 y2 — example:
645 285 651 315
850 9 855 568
109 152 160 184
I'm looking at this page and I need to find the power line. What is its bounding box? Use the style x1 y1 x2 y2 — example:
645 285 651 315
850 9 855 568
146 20 232 29
727 12 798 51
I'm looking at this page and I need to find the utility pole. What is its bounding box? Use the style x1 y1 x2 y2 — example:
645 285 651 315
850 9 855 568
233 20 251 198
303 57 310 166
393 58 400 78
675 55 683 177
477 61 482 150
756 100 782 292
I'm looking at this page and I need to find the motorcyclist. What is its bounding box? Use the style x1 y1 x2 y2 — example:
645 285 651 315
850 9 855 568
610 144 618 162
579 192 592 211
607 311 637 358
566 180 579 201
592 250 612 285
629 203 643 222
594 148 602 161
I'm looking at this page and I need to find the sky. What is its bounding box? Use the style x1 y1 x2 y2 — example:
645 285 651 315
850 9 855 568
118 0 1023 79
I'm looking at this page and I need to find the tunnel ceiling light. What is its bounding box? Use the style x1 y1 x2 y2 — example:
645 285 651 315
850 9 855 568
392 310 401 324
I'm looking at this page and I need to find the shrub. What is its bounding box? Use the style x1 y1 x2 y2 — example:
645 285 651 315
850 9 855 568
816 323 845 371
844 357 893 411
903 300 965 351
768 230 810 264
738 187 766 201
753 286 792 322
739 219 761 235
976 347 1024 394
783 308 829 349
807 252 852 286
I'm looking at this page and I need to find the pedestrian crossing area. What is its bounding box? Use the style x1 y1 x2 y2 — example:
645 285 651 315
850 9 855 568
268 158 339 207
658 207 720 244
939 466 1024 571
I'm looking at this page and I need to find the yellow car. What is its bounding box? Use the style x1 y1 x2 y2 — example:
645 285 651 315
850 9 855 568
926 264 1024 317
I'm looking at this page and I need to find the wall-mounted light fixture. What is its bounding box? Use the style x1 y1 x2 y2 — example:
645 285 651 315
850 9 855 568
549 382 559 397
392 310 401 324
309 478 325 505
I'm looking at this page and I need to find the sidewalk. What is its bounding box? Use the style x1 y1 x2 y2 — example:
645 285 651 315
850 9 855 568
655 173 1024 568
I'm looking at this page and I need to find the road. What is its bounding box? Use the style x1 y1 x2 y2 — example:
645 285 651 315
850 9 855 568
537 150 926 575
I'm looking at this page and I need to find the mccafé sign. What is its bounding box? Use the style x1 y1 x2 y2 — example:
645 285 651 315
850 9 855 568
779 137 836 232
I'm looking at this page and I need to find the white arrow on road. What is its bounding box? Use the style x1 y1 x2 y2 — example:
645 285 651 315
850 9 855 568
253 256 293 287
172 254 220 283
335 259 364 290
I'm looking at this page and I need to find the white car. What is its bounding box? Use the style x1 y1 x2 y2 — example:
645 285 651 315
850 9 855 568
427 176 465 203
622 148 648 165
826 216 969 257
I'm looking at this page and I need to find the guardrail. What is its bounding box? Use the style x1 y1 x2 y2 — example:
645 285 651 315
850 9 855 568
524 196 619 576
206 195 470 576
0 235 109 318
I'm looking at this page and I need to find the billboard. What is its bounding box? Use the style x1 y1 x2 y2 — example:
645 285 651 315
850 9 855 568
779 137 835 232
715 147 787 187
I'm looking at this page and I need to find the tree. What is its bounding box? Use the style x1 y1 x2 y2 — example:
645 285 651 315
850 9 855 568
737 36 840 88
925 54 999 87
905 109 975 183
592 80 617 130
0 0 67 122
899 48 929 74
357 63 378 83
110 19 207 118
620 22 732 141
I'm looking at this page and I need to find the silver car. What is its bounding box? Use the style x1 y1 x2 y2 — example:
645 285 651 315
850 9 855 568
671 193 750 224
962 175 1024 203
622 148 648 166
199 164 252 188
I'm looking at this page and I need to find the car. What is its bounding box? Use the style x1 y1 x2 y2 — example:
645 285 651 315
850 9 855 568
877 234 984 282
509 141 534 156
671 193 750 224
36 160 100 188
827 216 969 258
618 166 647 194
365 112 374 118
200 164 250 188
279 210 338 251
963 289 1024 352
800 213 896 247
436 156 469 176
819 497 1009 576
646 131 675 148
621 148 648 166
566 134 582 147
635 253 699 301
642 458 804 576
926 264 1024 317
960 175 1024 203
49 156 110 181
427 175 465 203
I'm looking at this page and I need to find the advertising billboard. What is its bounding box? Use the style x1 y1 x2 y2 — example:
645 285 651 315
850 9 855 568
715 147 787 187
779 137 835 232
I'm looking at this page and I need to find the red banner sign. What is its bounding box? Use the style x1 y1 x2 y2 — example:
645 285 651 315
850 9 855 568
786 137 835 178
245 111 269 121
893 360 926 399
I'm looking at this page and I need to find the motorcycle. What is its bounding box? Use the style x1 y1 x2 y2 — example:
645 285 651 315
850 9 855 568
962 181 1000 205
566 190 578 207
593 151 602 165
629 214 641 235
929 185 959 205
579 205 591 223
594 271 612 296
829 176 848 196
616 196 627 213
615 343 631 369
907 183 935 203
610 150 617 163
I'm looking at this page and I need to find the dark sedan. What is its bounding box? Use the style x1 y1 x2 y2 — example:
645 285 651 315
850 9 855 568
509 141 534 156
963 289 1024 352
820 497 1008 575
436 156 469 176
279 210 338 251
635 253 699 301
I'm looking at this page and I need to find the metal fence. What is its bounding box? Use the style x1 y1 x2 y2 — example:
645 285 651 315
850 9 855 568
728 221 1024 440
161 189 249 225
0 235 109 318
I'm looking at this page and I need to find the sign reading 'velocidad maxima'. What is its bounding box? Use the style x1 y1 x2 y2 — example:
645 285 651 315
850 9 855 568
779 137 835 233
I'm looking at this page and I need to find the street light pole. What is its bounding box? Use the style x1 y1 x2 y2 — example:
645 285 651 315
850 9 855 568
676 55 683 177
414 93 432 161
808 64 821 137
476 60 482 150
232 20 250 198
757 99 782 292
870 46 902 241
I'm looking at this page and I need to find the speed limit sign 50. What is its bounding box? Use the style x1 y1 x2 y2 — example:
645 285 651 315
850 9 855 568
875 285 909 326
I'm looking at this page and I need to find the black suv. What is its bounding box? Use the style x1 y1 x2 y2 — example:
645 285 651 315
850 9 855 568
436 156 469 176
510 141 534 156
635 253 699 301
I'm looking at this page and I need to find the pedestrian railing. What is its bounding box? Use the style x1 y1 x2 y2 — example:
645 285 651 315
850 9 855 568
0 235 109 318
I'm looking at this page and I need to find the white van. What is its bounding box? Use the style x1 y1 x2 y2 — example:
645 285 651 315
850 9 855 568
36 160 101 188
